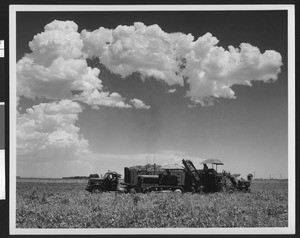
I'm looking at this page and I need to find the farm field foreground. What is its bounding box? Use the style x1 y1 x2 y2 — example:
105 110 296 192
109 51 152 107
16 179 288 228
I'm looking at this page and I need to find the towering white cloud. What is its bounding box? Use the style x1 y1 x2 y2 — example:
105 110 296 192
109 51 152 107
81 22 187 86
17 56 101 100
18 20 282 107
29 20 83 65
184 41 282 105
17 100 89 160
17 20 140 109
82 22 282 105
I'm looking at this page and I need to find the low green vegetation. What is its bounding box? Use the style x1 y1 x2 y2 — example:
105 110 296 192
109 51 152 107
16 179 288 228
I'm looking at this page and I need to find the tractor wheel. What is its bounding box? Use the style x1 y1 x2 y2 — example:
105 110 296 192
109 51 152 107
196 186 204 194
92 187 103 194
174 188 184 194
242 188 251 193
221 176 235 193
129 188 137 194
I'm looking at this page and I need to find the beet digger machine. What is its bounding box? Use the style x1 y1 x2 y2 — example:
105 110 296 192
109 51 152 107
182 159 253 193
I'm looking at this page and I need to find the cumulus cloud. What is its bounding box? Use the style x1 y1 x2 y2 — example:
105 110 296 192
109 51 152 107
167 88 177 94
81 22 184 86
187 104 196 108
76 90 132 109
184 41 282 105
17 100 89 160
29 20 83 65
17 56 101 100
82 22 282 105
17 20 144 109
130 98 150 109
18 20 282 107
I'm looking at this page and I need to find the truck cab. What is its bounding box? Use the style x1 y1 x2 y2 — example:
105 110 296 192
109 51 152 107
85 171 120 193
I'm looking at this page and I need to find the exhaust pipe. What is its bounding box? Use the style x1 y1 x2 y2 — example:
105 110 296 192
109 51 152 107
247 174 253 184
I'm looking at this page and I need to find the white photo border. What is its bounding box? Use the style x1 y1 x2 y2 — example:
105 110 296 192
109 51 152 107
9 4 295 235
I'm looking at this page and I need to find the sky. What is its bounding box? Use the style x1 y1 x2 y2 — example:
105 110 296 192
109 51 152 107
16 10 288 179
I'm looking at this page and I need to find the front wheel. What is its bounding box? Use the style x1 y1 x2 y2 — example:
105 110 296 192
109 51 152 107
92 186 103 194
129 188 137 194
174 188 184 194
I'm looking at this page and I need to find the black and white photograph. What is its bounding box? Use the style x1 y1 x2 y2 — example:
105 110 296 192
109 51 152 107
10 5 295 235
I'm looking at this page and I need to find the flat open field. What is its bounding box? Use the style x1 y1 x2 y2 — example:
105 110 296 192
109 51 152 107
250 179 288 191
16 178 288 228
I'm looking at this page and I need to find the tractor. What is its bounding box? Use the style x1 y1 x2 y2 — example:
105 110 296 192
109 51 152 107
122 164 194 193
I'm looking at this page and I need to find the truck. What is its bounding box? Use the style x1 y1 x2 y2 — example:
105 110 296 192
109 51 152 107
85 171 122 193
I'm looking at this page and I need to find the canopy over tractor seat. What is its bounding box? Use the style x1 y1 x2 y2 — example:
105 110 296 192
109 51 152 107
200 158 224 165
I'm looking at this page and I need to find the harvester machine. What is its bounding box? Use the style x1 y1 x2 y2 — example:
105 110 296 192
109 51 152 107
182 158 253 193
181 159 203 192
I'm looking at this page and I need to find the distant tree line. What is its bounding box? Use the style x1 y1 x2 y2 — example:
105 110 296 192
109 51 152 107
62 176 89 179
62 174 100 179
89 174 100 178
